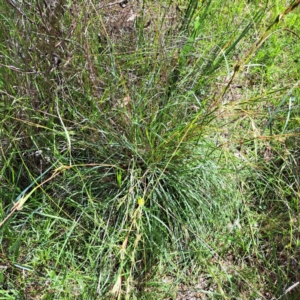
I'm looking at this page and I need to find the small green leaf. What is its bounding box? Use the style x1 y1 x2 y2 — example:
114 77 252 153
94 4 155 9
116 169 122 188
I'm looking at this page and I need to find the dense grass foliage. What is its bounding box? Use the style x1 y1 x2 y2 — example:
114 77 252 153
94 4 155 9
1 0 300 299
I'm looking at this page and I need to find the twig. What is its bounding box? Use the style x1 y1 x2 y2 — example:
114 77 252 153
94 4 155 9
0 63 39 74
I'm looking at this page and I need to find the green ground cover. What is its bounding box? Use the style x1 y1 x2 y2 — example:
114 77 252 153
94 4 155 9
0 0 300 299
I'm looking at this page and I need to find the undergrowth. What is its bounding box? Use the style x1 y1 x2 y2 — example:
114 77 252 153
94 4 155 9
0 0 300 299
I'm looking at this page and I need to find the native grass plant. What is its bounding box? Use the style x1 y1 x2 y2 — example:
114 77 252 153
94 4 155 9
1 0 300 299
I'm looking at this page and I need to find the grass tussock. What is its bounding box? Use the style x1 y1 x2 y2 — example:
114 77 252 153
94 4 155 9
1 0 300 299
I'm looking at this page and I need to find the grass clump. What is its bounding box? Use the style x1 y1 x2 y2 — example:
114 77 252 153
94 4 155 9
1 0 300 299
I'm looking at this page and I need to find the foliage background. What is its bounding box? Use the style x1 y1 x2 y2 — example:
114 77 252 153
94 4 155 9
0 0 300 299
